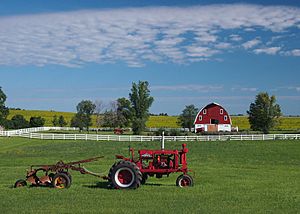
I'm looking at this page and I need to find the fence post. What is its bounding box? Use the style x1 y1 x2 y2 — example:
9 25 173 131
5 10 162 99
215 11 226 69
262 134 264 141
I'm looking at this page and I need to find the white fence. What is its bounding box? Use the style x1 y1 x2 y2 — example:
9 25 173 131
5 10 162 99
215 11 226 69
0 127 299 142
0 127 78 137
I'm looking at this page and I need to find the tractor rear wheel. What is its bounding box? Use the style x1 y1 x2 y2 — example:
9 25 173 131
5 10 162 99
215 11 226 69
176 174 193 188
109 161 142 189
14 179 27 188
52 173 71 189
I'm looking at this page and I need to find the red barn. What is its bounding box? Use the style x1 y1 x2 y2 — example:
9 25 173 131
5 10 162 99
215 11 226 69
194 103 232 132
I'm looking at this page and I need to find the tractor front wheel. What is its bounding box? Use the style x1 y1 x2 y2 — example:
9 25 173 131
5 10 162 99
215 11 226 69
109 161 142 189
14 179 27 188
52 173 71 189
176 174 194 188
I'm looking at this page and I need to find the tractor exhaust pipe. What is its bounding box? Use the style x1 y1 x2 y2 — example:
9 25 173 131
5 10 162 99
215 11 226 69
161 131 165 150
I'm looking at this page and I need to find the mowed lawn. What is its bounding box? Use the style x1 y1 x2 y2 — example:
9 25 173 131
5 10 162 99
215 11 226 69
0 138 299 213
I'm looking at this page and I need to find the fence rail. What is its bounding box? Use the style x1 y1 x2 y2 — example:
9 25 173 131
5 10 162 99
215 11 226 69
0 127 299 142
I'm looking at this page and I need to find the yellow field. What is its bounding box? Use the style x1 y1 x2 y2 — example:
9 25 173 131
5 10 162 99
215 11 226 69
231 116 250 130
7 110 300 130
146 116 179 128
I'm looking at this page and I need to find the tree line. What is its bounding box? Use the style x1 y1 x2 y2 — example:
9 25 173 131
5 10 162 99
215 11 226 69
70 81 154 134
0 83 282 134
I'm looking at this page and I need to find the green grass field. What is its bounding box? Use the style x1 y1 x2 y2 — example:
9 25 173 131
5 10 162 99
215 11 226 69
8 109 300 131
0 137 299 213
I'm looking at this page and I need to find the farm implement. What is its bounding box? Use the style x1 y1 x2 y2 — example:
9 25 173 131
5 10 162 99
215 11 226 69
14 156 108 189
15 135 194 189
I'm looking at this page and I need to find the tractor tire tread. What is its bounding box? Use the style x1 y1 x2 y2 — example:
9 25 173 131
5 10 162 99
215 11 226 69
108 160 142 189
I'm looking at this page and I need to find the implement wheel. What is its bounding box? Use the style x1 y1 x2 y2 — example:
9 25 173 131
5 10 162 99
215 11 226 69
62 171 72 184
176 174 194 188
14 179 27 188
109 161 142 189
52 173 71 189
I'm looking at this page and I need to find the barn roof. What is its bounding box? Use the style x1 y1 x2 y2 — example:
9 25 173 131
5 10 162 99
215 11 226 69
193 102 231 124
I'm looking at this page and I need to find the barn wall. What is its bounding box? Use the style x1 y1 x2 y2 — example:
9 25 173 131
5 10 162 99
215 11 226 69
218 124 231 132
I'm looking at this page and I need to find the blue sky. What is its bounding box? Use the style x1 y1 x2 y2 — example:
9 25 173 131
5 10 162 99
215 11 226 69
0 0 300 115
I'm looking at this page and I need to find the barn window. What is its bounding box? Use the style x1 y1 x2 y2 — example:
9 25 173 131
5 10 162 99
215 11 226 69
220 109 223 114
203 109 207 114
224 115 228 121
211 119 219 124
199 115 202 121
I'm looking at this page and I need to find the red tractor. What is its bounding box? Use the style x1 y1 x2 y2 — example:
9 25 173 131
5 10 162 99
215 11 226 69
107 140 194 189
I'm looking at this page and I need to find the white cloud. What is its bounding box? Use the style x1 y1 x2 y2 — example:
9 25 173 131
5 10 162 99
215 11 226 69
231 87 258 92
271 86 300 93
186 46 220 57
0 4 299 67
214 42 231 49
287 86 300 92
151 84 223 93
253 47 281 55
285 49 300 56
229 34 242 42
242 38 261 49
241 87 258 92
278 96 300 100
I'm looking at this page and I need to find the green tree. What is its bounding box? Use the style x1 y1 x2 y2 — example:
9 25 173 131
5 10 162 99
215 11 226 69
129 81 154 135
101 99 131 128
70 114 84 131
178 105 199 132
52 115 59 126
116 97 132 128
0 87 9 127
29 116 46 127
94 100 105 129
9 114 29 129
247 92 282 134
58 115 67 127
101 110 118 128
72 100 96 131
